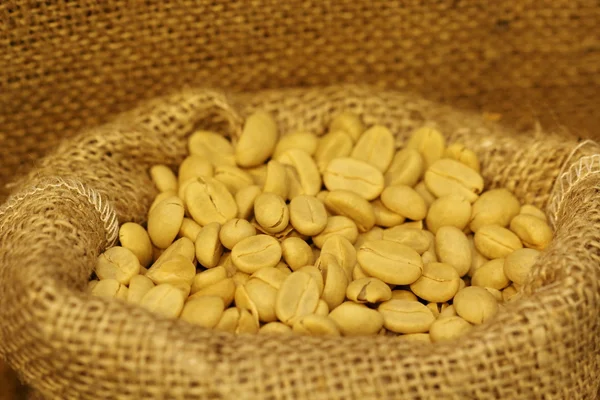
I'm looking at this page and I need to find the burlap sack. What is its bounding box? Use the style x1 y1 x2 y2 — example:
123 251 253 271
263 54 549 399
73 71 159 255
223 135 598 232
0 85 599 399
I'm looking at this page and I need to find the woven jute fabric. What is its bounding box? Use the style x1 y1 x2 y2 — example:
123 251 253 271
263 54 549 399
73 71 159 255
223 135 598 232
1 0 600 203
0 85 599 399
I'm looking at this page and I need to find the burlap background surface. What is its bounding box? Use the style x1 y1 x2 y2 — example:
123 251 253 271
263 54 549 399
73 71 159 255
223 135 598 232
0 1 599 399
0 85 598 399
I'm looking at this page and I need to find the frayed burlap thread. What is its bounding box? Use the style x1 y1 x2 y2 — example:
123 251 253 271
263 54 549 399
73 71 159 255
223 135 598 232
0 86 599 399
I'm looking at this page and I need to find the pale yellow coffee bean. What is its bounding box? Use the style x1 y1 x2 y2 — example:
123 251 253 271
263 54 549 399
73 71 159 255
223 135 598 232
292 314 341 336
194 222 223 268
251 266 288 290
262 160 289 199
329 112 364 143
426 303 442 319
357 240 423 285
116 284 129 301
152 237 195 269
323 157 384 200
378 299 435 334
410 262 460 303
178 155 214 186
273 131 319 159
177 218 202 243
140 284 185 318
354 227 384 250
421 229 437 259
316 190 329 204
259 322 294 335
96 246 141 285
426 195 472 234
214 307 259 334
232 271 250 287
429 315 472 342
435 226 471 277
185 177 238 226
187 278 236 307
289 195 328 236
275 263 293 277
382 227 431 254
385 148 424 188
329 301 384 336
421 248 437 265
352 263 370 280
118 223 153 267
443 143 480 172
213 165 254 195
253 193 289 234
320 235 357 280
242 273 285 323
314 130 354 172
484 287 503 302
350 125 395 172
276 149 322 196
287 172 308 201
439 304 457 318
323 190 376 232
391 290 418 301
346 277 392 304
150 164 178 193
504 248 540 285
149 190 177 214
219 219 256 250
380 185 428 221
520 204 547 221
453 286 499 324
147 196 185 249
180 296 225 328
312 216 359 248
296 266 325 296
371 199 405 228
145 254 196 286
398 333 431 343
406 126 446 169
191 266 228 294
90 279 121 298
275 271 320 325
315 299 330 316
502 285 519 302
315 254 349 310
469 188 521 232
412 183 435 209
474 224 523 259
233 284 260 324
231 234 282 274
235 185 262 220
281 237 314 271
424 159 484 203
188 130 235 167
177 178 196 207
244 164 269 187
467 235 489 277
399 220 424 230
509 214 553 250
235 110 278 167
471 258 510 290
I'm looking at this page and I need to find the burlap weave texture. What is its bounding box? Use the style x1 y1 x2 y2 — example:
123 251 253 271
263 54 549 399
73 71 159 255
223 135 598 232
0 85 598 399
